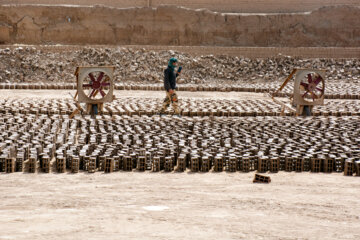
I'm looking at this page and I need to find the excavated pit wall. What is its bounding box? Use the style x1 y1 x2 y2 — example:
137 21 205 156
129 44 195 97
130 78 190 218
0 0 360 13
0 5 359 47
1 0 360 13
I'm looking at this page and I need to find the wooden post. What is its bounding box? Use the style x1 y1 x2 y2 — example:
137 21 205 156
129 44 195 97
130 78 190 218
272 69 297 97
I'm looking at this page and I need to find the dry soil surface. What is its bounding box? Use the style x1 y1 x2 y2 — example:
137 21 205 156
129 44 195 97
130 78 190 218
0 172 359 240
1 90 359 240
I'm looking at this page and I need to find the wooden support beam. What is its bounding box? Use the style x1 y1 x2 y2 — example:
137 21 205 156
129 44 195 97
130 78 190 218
267 93 296 114
69 109 79 119
273 69 297 97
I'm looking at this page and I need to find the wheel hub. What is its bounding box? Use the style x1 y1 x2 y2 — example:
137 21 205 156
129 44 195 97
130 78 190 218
92 81 101 89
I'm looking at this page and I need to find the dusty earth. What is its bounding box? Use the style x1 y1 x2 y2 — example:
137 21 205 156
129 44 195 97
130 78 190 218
0 172 359 240
0 90 360 240
0 1 359 239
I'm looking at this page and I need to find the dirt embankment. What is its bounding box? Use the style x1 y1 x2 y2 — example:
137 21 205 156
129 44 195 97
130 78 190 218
1 0 360 13
0 5 359 47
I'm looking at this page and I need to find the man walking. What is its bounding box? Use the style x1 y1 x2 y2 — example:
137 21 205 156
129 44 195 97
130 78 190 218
160 57 181 116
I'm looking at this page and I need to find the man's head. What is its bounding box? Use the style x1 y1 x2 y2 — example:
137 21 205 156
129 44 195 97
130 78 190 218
168 57 178 69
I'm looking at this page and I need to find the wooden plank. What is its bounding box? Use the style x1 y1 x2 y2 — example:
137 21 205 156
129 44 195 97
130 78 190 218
69 109 79 119
273 69 297 96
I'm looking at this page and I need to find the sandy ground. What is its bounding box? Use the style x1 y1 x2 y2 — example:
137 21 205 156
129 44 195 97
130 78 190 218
1 90 360 239
0 172 359 240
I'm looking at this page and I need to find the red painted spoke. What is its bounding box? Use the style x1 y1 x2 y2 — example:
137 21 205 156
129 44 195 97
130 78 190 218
307 74 313 83
101 82 110 86
97 72 104 82
100 89 106 97
83 84 92 88
88 73 96 82
89 89 96 98
302 90 309 98
316 87 324 92
313 77 322 86
300 82 309 88
311 92 318 101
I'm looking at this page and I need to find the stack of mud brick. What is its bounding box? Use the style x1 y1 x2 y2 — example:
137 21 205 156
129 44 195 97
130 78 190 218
249 156 258 171
104 157 114 173
114 156 120 171
28 156 37 173
41 155 50 173
344 159 354 176
200 156 211 172
227 156 237 172
279 155 286 171
123 156 133 171
270 157 280 172
303 156 311 171
136 156 146 171
241 156 250 172
5 158 15 173
56 156 66 173
355 160 360 176
258 156 271 172
335 154 346 172
164 156 174 172
152 156 161 172
132 154 139 169
88 157 96 173
285 157 294 172
311 157 322 173
16 153 24 172
295 158 303 172
176 155 186 172
99 156 106 171
71 157 79 173
117 155 123 171
257 156 268 173
213 156 223 172
191 156 199 172
323 156 334 173
0 155 6 172
145 152 152 170
159 156 165 171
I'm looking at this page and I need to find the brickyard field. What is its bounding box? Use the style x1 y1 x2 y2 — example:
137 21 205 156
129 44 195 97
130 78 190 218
0 1 360 240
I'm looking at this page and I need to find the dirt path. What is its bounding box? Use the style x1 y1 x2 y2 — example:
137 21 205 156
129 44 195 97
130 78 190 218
0 172 359 240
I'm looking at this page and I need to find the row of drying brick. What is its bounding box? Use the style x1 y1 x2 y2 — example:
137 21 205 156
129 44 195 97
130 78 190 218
2 155 359 176
1 83 360 100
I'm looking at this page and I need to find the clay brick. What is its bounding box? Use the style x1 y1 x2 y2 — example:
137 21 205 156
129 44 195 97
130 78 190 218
253 173 271 183
137 156 146 172
5 158 15 173
104 157 114 173
344 160 354 176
